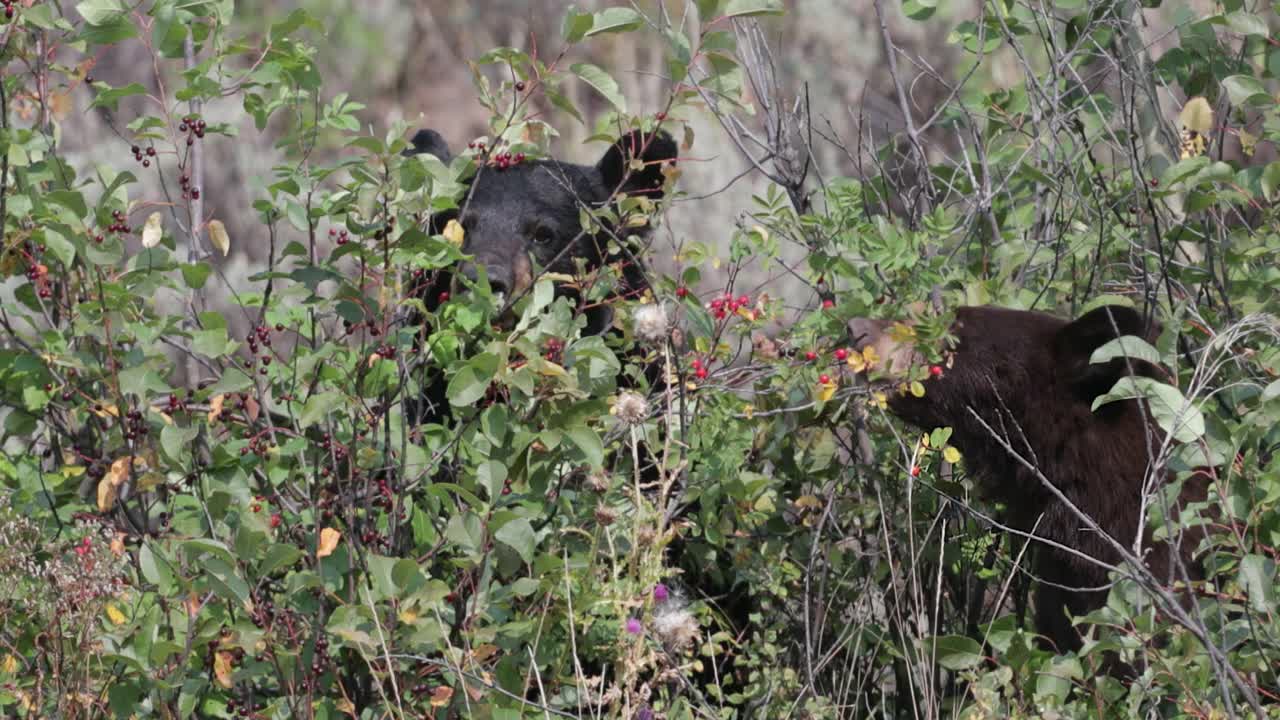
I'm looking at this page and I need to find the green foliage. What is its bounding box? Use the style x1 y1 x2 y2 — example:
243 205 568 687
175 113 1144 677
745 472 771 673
0 0 1278 719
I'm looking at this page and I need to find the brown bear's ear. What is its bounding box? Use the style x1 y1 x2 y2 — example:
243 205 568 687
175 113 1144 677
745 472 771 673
597 130 678 201
1054 305 1162 402
404 129 452 163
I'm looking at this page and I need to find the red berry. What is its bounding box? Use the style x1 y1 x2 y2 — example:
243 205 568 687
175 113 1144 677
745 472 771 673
145 147 156 157
695 367 708 379
804 350 817 362
1149 178 1159 187
437 291 450 303
130 145 139 154
819 374 831 384
691 358 702 369
929 365 943 377
190 189 200 199
822 299 834 309
675 287 688 298
910 466 922 477
515 81 526 92
275 323 285 332
835 348 849 361
656 111 667 121
270 514 281 528
737 295 749 307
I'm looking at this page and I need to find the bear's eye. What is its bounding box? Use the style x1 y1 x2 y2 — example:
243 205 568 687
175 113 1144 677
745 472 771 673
531 226 556 246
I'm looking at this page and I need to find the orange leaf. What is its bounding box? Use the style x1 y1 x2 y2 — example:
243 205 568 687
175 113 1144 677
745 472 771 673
213 651 235 689
317 527 341 558
429 685 454 708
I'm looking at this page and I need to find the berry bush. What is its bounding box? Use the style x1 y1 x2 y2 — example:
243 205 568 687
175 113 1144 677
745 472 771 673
1 1 1278 718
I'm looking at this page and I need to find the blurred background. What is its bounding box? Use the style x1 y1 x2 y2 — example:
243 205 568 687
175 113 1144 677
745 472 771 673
53 0 1209 338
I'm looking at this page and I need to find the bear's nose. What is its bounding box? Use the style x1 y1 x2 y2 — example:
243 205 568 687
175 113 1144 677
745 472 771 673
458 259 512 299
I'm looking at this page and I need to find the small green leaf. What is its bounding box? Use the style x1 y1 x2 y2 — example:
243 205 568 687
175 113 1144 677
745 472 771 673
721 0 785 18
1225 11 1269 36
562 7 594 43
495 517 536 564
1238 554 1277 613
1222 74 1270 106
1092 377 1206 442
565 426 604 468
930 634 984 670
585 7 643 36
1089 336 1162 365
570 63 627 113
300 392 343 428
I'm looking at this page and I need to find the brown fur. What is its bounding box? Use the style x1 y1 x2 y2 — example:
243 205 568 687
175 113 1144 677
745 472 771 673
854 305 1208 652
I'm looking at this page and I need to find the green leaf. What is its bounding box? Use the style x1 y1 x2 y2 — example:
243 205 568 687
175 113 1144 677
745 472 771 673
1092 377 1206 442
1261 161 1280 201
160 424 198 464
76 0 126 25
562 7 594 43
1238 554 1278 613
300 392 342 428
1222 74 1270 107
448 353 499 407
495 517 536 564
88 82 147 111
565 426 604 468
193 328 237 359
586 7 643 36
139 543 175 592
1089 336 1162 365
1034 656 1082 702
722 0 785 17
1225 11 1269 36
903 0 937 19
570 63 627 113
259 544 303 577
930 634 984 670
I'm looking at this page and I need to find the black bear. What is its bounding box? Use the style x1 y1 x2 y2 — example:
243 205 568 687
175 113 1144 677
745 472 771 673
400 128 678 425
402 127 676 334
849 304 1208 653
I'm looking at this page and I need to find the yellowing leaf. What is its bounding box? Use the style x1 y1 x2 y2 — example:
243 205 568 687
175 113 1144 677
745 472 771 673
536 361 566 377
430 685 455 707
1238 129 1257 157
105 604 127 625
869 392 888 410
91 403 120 419
1178 96 1214 134
208 219 231 257
909 381 926 398
207 394 225 423
943 446 962 464
742 404 755 420
185 593 202 618
148 406 174 425
109 534 125 556
141 212 163 249
213 651 235 689
317 527 341 558
443 219 465 247
2 654 18 674
920 433 931 448
816 379 837 403
861 345 880 368
398 608 419 624
888 323 916 343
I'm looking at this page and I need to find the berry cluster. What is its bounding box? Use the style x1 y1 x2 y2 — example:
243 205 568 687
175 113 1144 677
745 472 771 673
122 406 149 441
488 150 525 171
244 325 277 376
707 293 751 320
19 241 52 299
690 356 708 379
129 144 156 168
178 172 199 200
165 391 188 414
105 209 131 234
2 0 15 20
328 227 350 246
543 337 564 364
179 114 206 145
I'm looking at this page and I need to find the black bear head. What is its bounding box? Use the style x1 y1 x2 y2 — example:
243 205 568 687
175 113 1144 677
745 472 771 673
404 128 678 335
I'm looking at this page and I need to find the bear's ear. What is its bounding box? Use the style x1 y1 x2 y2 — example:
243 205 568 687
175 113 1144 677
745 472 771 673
1054 305 1163 401
403 129 452 162
597 130 678 201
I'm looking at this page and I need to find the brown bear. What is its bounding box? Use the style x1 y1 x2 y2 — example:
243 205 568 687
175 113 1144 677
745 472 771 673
849 304 1209 654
